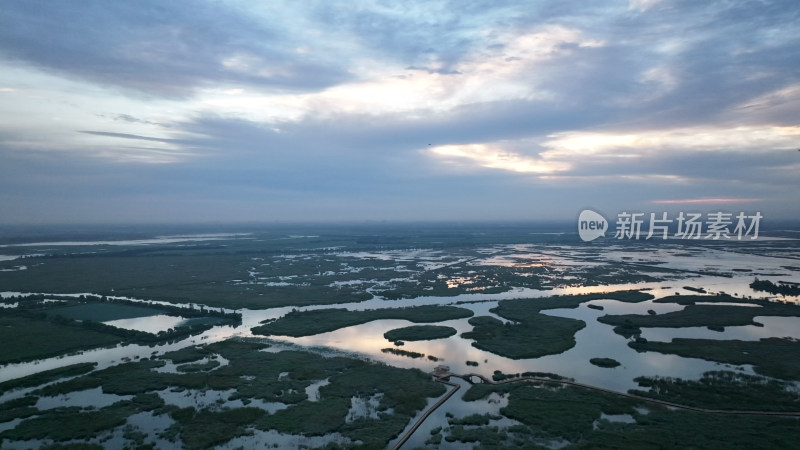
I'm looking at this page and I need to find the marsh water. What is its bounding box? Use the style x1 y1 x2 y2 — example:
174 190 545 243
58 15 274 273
2 275 797 392
1 234 799 448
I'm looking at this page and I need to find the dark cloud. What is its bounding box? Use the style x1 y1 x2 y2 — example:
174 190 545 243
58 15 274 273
112 114 158 125
79 131 180 144
310 2 475 70
611 0 800 126
477 0 800 130
0 1 351 98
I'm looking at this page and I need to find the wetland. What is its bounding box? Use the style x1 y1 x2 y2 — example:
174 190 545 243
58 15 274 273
1 223 799 448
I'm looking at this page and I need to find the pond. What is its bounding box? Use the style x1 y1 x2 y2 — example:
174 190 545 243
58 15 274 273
104 314 190 334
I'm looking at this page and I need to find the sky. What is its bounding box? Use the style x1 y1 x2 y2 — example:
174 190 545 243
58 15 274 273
0 0 798 225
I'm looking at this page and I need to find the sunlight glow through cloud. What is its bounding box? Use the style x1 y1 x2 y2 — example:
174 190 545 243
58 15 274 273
198 25 605 119
541 126 800 157
628 0 663 12
428 144 569 174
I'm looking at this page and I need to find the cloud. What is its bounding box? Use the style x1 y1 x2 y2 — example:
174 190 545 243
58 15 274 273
651 198 762 205
728 84 800 125
428 143 569 174
112 114 160 125
0 0 798 223
0 1 352 98
628 0 663 12
188 23 607 121
79 131 181 144
540 126 800 158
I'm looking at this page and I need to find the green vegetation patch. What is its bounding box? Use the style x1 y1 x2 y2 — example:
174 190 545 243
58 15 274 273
654 292 800 311
42 444 105 450
0 296 240 364
458 381 800 448
3 339 446 449
590 357 621 368
161 346 213 364
461 301 586 359
489 292 652 318
448 412 499 426
45 303 165 322
443 419 510 445
257 361 444 447
383 325 457 341
2 406 129 442
445 425 510 446
631 337 800 380
599 302 800 329
381 347 425 359
167 407 265 449
0 395 39 423
462 291 653 359
462 315 585 359
631 371 800 411
469 382 638 442
1 393 163 442
491 370 565 382
34 359 168 397
176 359 221 373
0 362 96 394
750 278 800 296
654 293 752 305
0 316 122 365
0 251 372 309
252 305 473 337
